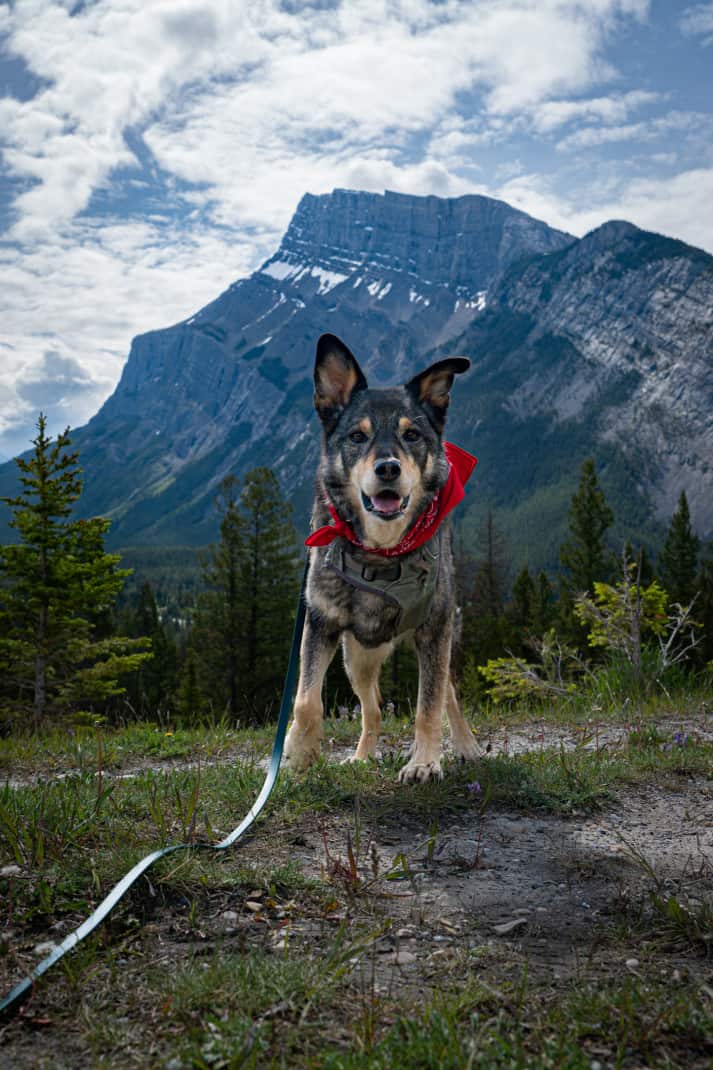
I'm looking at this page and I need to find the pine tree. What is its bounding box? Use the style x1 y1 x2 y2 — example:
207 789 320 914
559 459 615 595
191 476 245 720
462 509 509 666
237 468 301 720
191 469 300 725
122 581 178 718
695 546 713 667
177 644 204 723
659 491 700 606
0 415 150 729
531 570 556 636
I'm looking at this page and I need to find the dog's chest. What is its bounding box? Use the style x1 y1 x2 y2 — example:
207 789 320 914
309 537 441 647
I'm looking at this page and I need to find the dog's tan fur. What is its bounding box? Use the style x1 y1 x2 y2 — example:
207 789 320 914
284 334 478 783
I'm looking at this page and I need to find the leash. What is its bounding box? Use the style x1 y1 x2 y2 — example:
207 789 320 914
0 562 309 1023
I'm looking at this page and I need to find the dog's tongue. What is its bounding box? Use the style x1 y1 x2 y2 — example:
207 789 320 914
371 494 401 514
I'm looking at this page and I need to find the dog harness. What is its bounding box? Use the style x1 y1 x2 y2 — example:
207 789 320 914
305 441 477 635
323 531 442 635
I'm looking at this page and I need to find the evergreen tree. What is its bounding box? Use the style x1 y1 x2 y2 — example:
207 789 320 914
0 415 150 729
191 476 245 720
177 644 204 723
531 570 556 636
508 565 535 629
121 581 178 719
504 564 536 657
237 467 301 720
192 469 300 725
462 509 509 667
695 546 713 668
559 458 615 595
658 491 700 606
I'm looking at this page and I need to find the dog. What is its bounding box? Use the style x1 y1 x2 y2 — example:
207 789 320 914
283 333 479 784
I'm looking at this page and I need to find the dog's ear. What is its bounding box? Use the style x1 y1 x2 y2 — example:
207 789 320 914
405 357 470 432
314 334 367 430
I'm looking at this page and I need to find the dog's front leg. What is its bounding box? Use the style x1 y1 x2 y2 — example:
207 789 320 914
398 624 451 784
284 611 337 773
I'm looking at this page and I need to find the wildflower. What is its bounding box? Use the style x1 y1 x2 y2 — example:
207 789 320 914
467 781 481 795
164 731 174 738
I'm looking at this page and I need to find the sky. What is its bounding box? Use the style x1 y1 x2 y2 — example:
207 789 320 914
1 0 712 460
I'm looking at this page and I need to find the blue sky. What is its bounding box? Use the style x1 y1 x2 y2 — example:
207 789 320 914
0 0 712 459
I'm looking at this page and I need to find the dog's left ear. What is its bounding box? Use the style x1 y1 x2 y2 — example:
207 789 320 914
314 333 368 431
406 357 470 432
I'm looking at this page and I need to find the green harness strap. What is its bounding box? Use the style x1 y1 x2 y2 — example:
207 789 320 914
324 529 441 634
0 563 309 1023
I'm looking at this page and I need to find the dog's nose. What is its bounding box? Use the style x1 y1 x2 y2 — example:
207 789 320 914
374 457 401 482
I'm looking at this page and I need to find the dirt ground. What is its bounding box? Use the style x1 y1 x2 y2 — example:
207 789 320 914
2 715 712 1068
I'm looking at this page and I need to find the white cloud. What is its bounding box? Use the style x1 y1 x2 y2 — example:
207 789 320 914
0 215 266 455
555 109 706 151
8 0 713 460
532 90 660 133
493 167 713 253
680 3 713 45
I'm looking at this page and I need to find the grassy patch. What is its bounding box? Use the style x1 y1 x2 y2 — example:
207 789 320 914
2 706 713 1069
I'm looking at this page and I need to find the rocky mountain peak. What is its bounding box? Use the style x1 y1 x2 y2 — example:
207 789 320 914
0 189 709 561
266 188 574 295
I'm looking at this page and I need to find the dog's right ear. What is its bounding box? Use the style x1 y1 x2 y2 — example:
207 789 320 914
314 334 367 431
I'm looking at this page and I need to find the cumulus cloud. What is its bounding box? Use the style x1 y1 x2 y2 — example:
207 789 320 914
493 167 713 253
555 109 707 151
17 351 94 407
680 3 713 45
2 0 712 458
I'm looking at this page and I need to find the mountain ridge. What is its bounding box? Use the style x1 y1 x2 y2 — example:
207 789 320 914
0 188 710 571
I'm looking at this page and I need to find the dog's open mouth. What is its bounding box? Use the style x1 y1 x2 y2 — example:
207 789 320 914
361 490 410 519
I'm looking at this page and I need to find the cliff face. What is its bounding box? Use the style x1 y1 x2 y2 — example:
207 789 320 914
453 222 713 532
48 189 574 547
0 188 710 567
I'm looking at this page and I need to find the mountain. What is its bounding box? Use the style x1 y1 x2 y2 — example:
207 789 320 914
1 189 711 572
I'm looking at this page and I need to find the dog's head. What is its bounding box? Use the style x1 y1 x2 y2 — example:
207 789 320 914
313 333 470 549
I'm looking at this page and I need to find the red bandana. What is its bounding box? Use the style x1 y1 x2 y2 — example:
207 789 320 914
305 441 477 558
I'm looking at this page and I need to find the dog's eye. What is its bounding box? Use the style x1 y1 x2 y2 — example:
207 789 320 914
403 427 421 442
348 429 368 444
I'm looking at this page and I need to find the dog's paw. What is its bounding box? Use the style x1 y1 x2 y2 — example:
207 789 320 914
398 756 443 784
341 751 377 766
451 734 479 763
283 723 322 773
348 734 379 763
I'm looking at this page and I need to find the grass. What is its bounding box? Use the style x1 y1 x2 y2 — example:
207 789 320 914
9 942 713 1069
1 695 712 1067
1 716 712 922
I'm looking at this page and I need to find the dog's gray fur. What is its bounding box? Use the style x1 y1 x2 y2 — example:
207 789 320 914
284 334 478 782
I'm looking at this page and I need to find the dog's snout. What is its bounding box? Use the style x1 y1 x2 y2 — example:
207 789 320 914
374 457 401 482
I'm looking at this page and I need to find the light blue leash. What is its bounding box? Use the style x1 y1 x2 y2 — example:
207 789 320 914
0 563 308 1022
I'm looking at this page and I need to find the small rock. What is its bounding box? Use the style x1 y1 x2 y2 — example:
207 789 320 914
392 950 417 966
33 942 58 956
625 957 640 969
396 927 416 939
221 910 239 923
493 918 527 936
513 908 531 916
245 901 262 913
